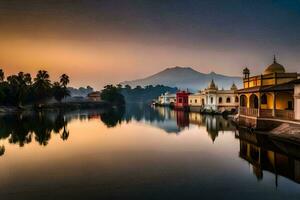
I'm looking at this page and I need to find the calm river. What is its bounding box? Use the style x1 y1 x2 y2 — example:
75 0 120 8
0 104 299 200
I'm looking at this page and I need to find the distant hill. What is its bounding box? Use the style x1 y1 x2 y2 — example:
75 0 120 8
121 66 242 91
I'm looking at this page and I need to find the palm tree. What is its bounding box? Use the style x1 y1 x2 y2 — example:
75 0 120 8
34 70 50 84
52 82 65 103
60 74 69 88
0 69 4 82
33 70 52 106
4 72 32 106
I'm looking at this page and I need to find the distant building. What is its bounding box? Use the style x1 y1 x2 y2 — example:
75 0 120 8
238 56 300 129
157 92 176 106
176 90 191 110
188 80 239 112
87 91 101 102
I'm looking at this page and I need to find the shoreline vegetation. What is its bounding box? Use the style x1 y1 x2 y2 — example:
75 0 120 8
0 69 125 113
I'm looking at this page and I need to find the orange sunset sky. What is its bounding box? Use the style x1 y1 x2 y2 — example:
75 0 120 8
1 0 300 89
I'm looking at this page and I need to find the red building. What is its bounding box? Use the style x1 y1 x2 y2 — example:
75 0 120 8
175 90 191 110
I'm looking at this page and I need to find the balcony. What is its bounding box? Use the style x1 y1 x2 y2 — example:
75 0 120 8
239 107 295 120
239 107 258 117
275 109 294 120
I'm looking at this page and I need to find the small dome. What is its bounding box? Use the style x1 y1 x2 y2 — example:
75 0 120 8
263 56 285 75
230 83 237 90
208 79 217 90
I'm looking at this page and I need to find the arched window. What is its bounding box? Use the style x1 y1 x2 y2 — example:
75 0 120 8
219 97 222 103
211 97 213 104
250 94 259 109
195 99 197 103
201 99 205 106
240 95 247 107
235 96 239 103
261 94 267 104
226 97 231 103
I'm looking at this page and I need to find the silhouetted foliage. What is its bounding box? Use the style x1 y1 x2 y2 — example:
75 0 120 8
0 68 70 106
52 82 70 103
101 85 125 106
68 86 93 97
119 84 177 103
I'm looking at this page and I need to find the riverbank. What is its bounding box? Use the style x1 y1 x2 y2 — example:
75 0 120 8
255 123 300 145
0 101 117 113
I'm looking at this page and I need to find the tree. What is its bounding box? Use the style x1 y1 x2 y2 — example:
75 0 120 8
52 82 65 103
60 74 69 88
6 72 32 106
125 84 131 90
33 70 52 105
0 69 4 82
101 85 125 106
57 74 70 102
117 84 122 90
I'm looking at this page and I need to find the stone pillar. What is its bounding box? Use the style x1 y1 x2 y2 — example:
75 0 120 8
272 92 276 117
257 93 261 117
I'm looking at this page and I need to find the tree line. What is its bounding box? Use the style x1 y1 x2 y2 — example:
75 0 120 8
0 69 70 107
117 84 178 103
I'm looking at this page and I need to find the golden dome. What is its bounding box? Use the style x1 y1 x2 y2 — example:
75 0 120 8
263 56 285 75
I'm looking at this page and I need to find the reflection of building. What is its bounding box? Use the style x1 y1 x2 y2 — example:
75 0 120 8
188 112 236 142
157 92 176 106
188 80 239 113
236 130 300 185
176 110 190 128
238 56 300 129
87 91 101 101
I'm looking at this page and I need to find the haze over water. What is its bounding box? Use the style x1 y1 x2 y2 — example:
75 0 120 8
0 104 299 199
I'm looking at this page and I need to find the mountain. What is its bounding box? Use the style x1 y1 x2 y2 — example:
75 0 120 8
121 66 242 91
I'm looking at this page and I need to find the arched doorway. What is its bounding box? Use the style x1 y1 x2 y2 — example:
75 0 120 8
235 96 239 103
201 98 205 106
240 95 247 107
219 97 222 103
261 93 267 105
250 94 259 109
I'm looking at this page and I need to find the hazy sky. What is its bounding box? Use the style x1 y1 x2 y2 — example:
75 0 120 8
1 0 300 89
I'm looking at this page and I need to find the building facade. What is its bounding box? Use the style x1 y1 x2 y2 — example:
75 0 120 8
157 92 176 106
87 91 101 102
188 80 239 113
175 90 190 110
238 56 300 129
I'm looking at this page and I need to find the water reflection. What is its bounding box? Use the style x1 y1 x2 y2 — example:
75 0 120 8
0 112 66 147
236 130 300 185
0 103 299 191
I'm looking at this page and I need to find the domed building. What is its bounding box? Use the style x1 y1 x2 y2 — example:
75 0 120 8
238 56 300 129
263 56 286 75
188 80 239 112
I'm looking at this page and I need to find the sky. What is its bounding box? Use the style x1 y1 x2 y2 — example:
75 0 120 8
0 0 300 89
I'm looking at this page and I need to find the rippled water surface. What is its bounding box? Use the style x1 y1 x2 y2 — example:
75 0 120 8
0 104 299 200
